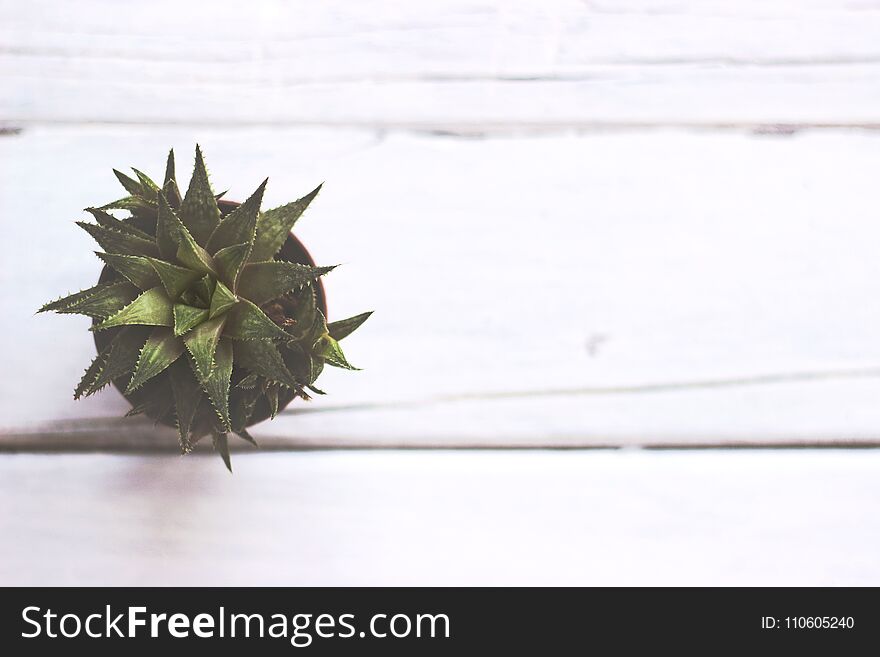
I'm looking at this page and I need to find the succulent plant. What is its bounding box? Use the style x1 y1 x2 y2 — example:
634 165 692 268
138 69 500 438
39 146 370 470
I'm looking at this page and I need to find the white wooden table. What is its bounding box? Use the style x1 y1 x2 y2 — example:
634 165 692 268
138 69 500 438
1 0 879 584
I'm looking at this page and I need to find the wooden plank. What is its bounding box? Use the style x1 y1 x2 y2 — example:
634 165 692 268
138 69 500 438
3 0 880 126
3 126 880 446
1 450 878 585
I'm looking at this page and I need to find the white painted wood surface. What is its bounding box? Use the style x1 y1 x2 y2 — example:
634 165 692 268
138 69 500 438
2 1 880 447
2 450 878 586
3 1 880 128
3 127 880 446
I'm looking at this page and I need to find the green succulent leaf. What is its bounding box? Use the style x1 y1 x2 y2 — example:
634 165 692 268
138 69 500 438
235 428 258 446
155 191 181 260
213 432 233 473
231 386 261 432
223 299 291 341
328 311 373 341
179 145 221 245
74 342 112 400
84 208 154 241
251 183 322 262
315 334 359 370
93 286 174 331
90 326 150 393
237 262 335 306
284 341 324 385
132 168 159 198
234 339 298 389
125 385 174 423
77 221 158 258
207 178 266 254
149 257 201 300
99 196 154 213
96 253 160 290
174 213 217 276
113 168 144 197
266 384 280 419
163 149 182 206
193 338 233 433
278 286 317 341
192 274 215 306
183 315 226 379
126 327 185 393
209 280 238 318
214 242 251 291
173 303 209 336
170 360 203 452
56 281 140 319
39 281 133 317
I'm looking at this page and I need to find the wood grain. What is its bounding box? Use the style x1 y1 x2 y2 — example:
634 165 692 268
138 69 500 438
2 0 880 128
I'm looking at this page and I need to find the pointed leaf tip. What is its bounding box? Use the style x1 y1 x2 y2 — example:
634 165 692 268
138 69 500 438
184 315 226 379
237 262 336 306
328 311 373 341
125 328 185 394
214 432 233 472
251 183 322 262
180 145 221 245
207 178 266 254
93 287 173 331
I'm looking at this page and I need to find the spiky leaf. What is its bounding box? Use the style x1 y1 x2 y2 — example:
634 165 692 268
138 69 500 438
90 326 150 393
74 342 112 400
163 149 181 206
328 311 373 341
280 287 318 341
237 262 335 306
59 282 139 319
40 281 138 319
234 339 298 388
285 341 324 385
315 334 359 370
96 253 159 290
113 169 143 197
170 360 202 452
192 274 215 306
251 184 322 262
183 315 226 379
155 191 180 260
84 208 154 241
266 385 280 419
213 432 232 472
213 242 251 291
173 303 209 336
132 168 159 197
223 299 291 340
99 196 154 213
193 338 233 432
174 215 217 275
209 280 238 319
207 178 265 254
179 145 221 245
149 258 201 300
235 428 258 446
93 287 173 331
126 327 184 393
77 222 158 257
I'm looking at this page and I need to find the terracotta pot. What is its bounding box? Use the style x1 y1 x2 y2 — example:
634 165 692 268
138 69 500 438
93 199 327 429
